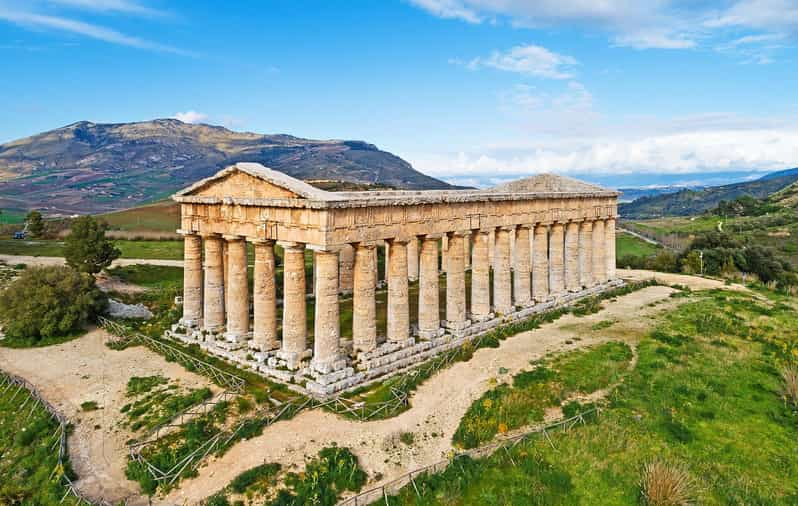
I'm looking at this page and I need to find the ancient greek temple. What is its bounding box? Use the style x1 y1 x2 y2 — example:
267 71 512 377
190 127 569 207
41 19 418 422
169 162 621 396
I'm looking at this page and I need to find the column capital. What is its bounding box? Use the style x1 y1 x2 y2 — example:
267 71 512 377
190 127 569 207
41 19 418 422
200 231 222 239
306 243 344 253
251 238 275 246
352 241 378 250
176 228 199 236
386 237 410 245
277 241 305 250
419 233 444 240
446 230 470 238
222 234 245 242
515 223 533 230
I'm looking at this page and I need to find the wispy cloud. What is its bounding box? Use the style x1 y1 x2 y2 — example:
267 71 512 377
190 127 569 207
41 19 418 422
0 2 190 55
47 0 166 17
173 111 208 124
458 44 578 79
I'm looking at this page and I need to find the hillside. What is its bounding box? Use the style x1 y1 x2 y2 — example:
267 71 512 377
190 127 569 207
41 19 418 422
0 119 452 214
620 170 798 219
771 181 798 208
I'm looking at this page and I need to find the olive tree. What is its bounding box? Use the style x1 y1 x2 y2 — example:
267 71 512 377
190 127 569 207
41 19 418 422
63 216 121 274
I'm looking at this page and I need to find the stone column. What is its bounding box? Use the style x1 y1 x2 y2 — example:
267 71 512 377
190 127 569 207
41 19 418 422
592 220 606 284
463 232 471 270
513 225 532 307
224 236 250 342
488 230 496 271
418 236 440 339
446 232 468 331
440 235 448 272
605 218 616 280
384 241 390 284
181 233 203 328
202 234 225 332
387 239 409 342
493 227 513 315
312 249 340 371
353 243 377 352
252 240 278 351
407 237 419 282
564 222 581 292
338 244 355 294
549 223 565 295
532 224 549 301
281 242 307 361
470 229 491 321
579 220 593 287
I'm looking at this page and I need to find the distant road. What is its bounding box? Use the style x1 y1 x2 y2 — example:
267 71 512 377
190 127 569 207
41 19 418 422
617 227 669 249
0 255 183 268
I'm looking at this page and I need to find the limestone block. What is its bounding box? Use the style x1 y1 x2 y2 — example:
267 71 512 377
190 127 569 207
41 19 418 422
225 236 250 341
493 227 513 314
202 234 225 331
387 239 409 342
579 221 593 287
446 232 468 329
532 225 549 301
564 222 580 291
549 223 565 295
253 240 278 351
281 242 307 363
181 234 203 327
312 249 341 371
592 220 606 283
470 230 491 321
418 236 441 338
605 218 617 280
353 243 377 353
338 244 355 294
407 237 419 281
513 226 531 306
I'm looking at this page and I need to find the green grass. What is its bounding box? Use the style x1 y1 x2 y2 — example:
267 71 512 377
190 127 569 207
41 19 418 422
121 375 212 432
0 327 88 349
97 200 179 232
615 232 661 258
108 264 183 289
453 341 633 449
0 238 184 260
385 288 798 505
0 209 26 224
0 374 83 505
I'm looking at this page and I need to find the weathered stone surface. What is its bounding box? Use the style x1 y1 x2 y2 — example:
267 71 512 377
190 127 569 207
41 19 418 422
225 236 249 342
493 227 512 314
407 237 419 282
605 218 616 280
202 234 225 331
281 242 307 363
579 221 593 287
253 240 278 351
549 223 565 295
532 224 549 301
592 219 607 284
181 233 202 327
338 244 355 294
312 249 341 371
513 225 531 306
565 222 580 292
353 243 377 352
418 236 441 338
446 232 468 330
108 299 153 319
387 239 409 342
470 229 491 321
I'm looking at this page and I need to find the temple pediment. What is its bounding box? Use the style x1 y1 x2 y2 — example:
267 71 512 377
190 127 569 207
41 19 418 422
174 162 331 201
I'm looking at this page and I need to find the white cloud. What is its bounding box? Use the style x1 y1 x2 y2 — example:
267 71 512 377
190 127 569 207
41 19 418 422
411 127 798 178
613 29 696 49
0 3 189 55
173 110 208 124
705 0 798 32
464 44 578 79
47 0 165 17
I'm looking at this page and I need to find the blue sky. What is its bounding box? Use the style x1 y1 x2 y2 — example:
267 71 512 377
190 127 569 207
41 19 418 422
1 0 797 186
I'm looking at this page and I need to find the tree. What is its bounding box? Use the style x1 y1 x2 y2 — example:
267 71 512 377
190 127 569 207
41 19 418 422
26 210 44 237
0 266 107 343
63 216 121 274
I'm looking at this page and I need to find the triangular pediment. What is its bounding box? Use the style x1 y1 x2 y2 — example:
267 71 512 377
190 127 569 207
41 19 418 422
482 173 610 194
174 162 332 200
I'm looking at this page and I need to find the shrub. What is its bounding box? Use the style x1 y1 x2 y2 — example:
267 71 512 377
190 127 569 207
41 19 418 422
81 401 100 411
0 265 107 344
63 216 121 274
640 460 695 506
229 462 281 494
781 364 798 407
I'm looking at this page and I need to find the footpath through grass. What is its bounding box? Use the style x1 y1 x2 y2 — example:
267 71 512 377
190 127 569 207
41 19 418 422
384 288 798 505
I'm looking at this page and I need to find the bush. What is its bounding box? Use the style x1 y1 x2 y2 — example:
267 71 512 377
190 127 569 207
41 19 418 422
63 216 121 274
0 265 107 344
781 365 798 408
639 460 694 505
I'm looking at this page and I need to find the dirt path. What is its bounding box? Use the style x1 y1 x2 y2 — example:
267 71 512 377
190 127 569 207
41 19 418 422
164 273 735 505
0 254 183 268
0 329 214 505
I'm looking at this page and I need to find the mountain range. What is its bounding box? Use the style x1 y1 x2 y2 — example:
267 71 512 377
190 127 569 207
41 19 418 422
0 119 452 214
620 168 798 219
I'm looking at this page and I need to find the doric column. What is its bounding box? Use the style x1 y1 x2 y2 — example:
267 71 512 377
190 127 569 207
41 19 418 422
202 234 225 332
532 224 549 301
181 233 203 328
488 230 496 271
605 218 617 280
407 237 419 282
579 220 593 287
513 225 532 306
418 236 440 339
312 249 340 371
252 240 278 351
281 242 307 359
463 232 471 270
222 240 229 316
387 238 409 342
493 227 513 315
224 236 250 342
446 232 468 330
592 220 606 283
338 244 355 294
549 223 565 295
564 222 581 292
353 243 377 352
383 241 390 284
470 229 491 321
440 235 448 272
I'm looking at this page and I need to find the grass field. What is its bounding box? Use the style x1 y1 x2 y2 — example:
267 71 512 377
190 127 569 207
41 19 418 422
385 288 798 505
97 200 180 233
0 239 184 260
615 232 661 259
0 209 26 224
